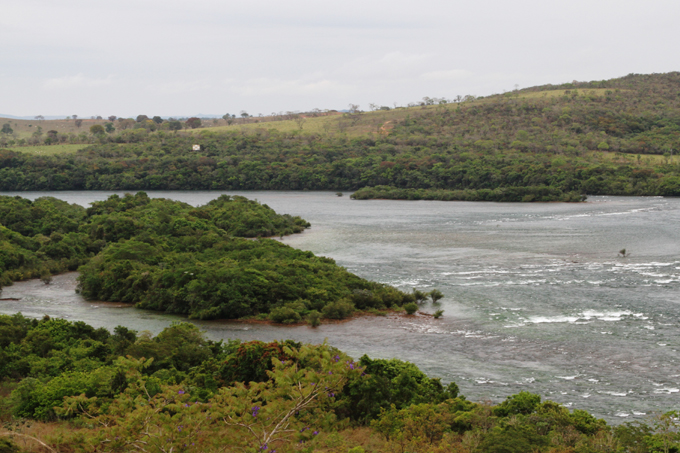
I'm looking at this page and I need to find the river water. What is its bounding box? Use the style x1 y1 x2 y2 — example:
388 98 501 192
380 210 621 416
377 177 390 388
1 191 678 422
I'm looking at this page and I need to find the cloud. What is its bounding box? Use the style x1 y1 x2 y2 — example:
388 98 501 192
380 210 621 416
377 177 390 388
43 74 115 89
231 77 352 97
150 80 214 94
421 69 474 81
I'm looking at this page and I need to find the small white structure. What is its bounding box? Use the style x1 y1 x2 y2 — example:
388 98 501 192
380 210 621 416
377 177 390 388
192 144 201 151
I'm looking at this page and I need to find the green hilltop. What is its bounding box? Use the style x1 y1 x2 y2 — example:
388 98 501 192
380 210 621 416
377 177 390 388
1 72 680 199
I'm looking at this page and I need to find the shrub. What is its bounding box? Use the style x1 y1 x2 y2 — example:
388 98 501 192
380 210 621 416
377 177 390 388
40 271 52 285
413 289 428 303
321 299 355 319
350 289 383 309
433 309 444 319
306 310 321 327
429 289 444 303
404 303 418 315
0 437 21 453
493 391 541 417
376 286 411 307
268 307 301 324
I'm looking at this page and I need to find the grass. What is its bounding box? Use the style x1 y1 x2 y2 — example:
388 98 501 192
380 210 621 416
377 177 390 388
587 150 673 165
7 144 86 155
192 104 461 137
0 117 108 140
513 88 616 99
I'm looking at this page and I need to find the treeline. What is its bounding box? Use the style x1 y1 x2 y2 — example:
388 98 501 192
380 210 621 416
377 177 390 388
0 193 420 321
0 130 678 196
351 185 587 202
1 316 676 452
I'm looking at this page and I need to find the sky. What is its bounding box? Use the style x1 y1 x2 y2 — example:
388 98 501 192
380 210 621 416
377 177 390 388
2 0 679 118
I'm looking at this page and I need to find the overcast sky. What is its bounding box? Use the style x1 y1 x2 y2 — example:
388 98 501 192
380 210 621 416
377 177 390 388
2 0 679 117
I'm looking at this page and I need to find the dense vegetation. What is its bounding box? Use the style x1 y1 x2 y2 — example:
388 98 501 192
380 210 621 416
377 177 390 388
1 316 677 452
0 193 416 321
1 73 680 199
351 185 586 202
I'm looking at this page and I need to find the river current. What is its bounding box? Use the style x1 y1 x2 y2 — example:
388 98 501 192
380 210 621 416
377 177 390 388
1 191 678 423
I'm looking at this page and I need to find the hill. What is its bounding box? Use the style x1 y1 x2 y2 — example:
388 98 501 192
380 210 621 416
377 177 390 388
1 72 679 198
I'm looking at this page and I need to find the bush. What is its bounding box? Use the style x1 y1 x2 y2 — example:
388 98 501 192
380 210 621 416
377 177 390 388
413 289 428 303
321 299 355 319
0 438 21 453
268 307 301 324
40 271 52 285
306 310 321 327
493 391 541 417
404 303 418 315
433 309 444 319
350 289 383 309
429 289 444 303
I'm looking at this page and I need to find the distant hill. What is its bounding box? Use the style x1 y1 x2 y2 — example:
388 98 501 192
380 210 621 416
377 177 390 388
1 72 679 198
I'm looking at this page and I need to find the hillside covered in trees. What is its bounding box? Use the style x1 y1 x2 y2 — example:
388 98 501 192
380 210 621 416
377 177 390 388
1 73 680 200
2 316 677 453
0 193 418 322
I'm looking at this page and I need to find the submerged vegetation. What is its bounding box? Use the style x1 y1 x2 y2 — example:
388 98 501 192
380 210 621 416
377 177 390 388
1 316 678 452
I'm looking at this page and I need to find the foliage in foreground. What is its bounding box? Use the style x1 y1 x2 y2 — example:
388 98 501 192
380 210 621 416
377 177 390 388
1 316 678 452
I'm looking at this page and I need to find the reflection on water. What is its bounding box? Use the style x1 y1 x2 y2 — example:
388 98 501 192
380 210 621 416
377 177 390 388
1 191 679 423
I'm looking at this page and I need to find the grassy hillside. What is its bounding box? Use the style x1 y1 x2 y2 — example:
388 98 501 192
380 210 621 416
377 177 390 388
0 72 679 197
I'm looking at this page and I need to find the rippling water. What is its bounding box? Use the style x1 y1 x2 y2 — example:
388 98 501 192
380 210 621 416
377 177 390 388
1 191 678 422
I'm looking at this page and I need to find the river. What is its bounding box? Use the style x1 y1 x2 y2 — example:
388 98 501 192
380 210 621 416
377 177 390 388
1 191 678 423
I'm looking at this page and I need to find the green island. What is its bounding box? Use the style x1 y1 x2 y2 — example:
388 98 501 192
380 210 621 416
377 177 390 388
1 73 680 200
0 193 423 323
1 316 677 453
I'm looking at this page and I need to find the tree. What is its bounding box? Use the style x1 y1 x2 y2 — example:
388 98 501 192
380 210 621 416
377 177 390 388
34 115 45 121
118 118 134 130
72 115 78 120
1 123 13 134
293 115 306 130
136 115 149 123
104 122 115 133
45 130 58 144
404 303 418 315
152 116 163 125
90 124 105 135
74 119 83 129
168 120 182 131
186 117 202 129
429 289 444 303
108 115 117 122
213 344 361 450
413 289 428 304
